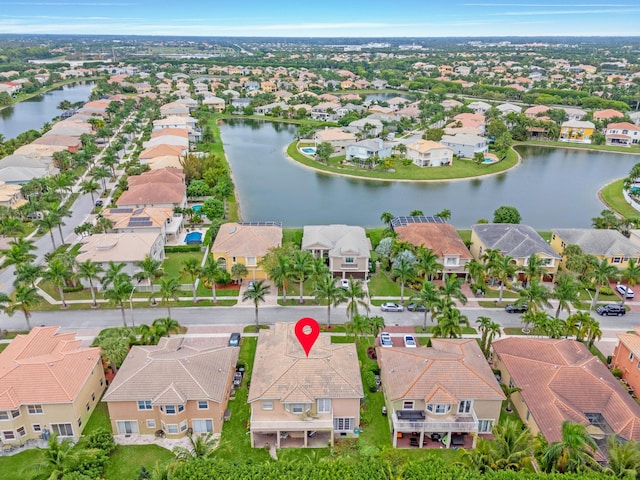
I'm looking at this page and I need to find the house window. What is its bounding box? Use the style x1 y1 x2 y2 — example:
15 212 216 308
10 410 20 419
246 257 256 267
138 401 153 411
77 418 82 428
318 399 332 413
192 419 213 433
402 401 414 410
333 417 354 432
552 234 556 240
509 379 516 388
345 257 355 264
167 424 179 434
426 404 450 414
164 405 176 415
262 400 273 411
180 421 187 432
291 404 304 414
86 402 91 412
0 411 8 420
197 401 208 410
478 419 494 433
92 393 96 402
100 378 104 387
27 405 43 415
17 426 26 437
32 424 41 433
613 257 622 264
444 257 459 267
630 352 635 361
51 423 73 437
2 431 15 441
458 400 472 414
232 257 237 263
526 411 530 421
637 360 640 370
146 420 156 429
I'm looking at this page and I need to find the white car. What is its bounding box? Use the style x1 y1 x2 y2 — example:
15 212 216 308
381 302 404 312
380 332 393 347
617 285 635 298
339 278 350 289
403 335 417 348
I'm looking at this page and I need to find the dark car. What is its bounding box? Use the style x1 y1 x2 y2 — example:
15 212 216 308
228 332 241 347
505 303 528 313
596 304 626 316
95 199 104 207
407 303 426 312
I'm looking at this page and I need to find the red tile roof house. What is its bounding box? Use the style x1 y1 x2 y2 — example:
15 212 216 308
605 122 640 147
0 327 106 446
493 337 640 460
611 327 640 400
116 168 187 209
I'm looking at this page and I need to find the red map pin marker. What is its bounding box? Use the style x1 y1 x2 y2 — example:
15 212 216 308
294 317 320 357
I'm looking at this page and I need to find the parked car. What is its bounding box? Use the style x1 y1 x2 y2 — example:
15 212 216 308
339 278 350 289
403 335 417 348
616 285 635 298
380 332 393 347
407 302 426 312
95 199 104 207
247 281 256 291
381 302 404 312
505 303 528 313
596 304 626 316
228 332 241 347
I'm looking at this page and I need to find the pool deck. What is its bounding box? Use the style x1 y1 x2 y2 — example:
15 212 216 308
167 227 206 246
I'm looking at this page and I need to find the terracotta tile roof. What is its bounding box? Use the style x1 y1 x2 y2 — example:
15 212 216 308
127 168 184 186
212 222 282 258
102 206 174 230
139 144 184 160
377 339 504 403
247 323 363 403
103 337 238 404
0 327 101 409
150 128 189 139
493 338 640 443
395 223 472 259
616 329 640 358
116 168 186 206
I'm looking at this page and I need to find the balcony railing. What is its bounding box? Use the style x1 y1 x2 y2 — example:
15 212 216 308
340 263 361 269
391 409 478 433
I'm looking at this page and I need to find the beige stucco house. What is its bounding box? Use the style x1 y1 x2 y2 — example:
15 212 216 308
0 327 105 445
405 140 454 167
248 323 363 448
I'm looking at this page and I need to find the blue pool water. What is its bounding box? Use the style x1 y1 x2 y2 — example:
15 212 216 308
185 231 203 245
301 147 316 154
192 204 203 213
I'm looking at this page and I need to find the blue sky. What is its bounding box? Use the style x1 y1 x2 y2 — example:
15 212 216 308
0 1 639 37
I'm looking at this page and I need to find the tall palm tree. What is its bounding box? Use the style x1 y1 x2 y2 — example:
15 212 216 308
476 316 501 357
621 258 640 307
80 178 101 204
34 211 62 249
137 322 168 345
200 257 221 304
14 262 43 288
344 278 369 320
432 307 468 338
438 274 468 306
0 217 25 242
92 165 111 191
541 421 599 474
588 258 620 310
104 274 134 327
44 257 73 308
101 261 126 290
159 277 181 318
524 253 545 285
553 272 580 318
352 313 370 342
392 255 416 304
465 259 486 288
76 260 104 308
154 317 181 334
380 211 394 229
2 238 37 268
464 419 534 472
501 384 522 413
410 280 440 331
242 279 271 327
181 256 202 304
135 255 164 305
289 249 314 304
7 284 40 330
313 274 346 328
493 255 517 305
518 278 551 313
267 253 292 303
415 246 442 281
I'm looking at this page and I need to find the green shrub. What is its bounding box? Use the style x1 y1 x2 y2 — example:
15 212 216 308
165 245 202 253
86 427 116 454
364 370 377 393
611 367 623 378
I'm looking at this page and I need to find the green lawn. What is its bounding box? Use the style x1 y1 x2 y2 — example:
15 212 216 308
368 271 406 297
282 227 303 247
0 449 44 480
601 178 640 219
104 444 175 480
413 325 477 335
162 252 206 282
84 400 111 433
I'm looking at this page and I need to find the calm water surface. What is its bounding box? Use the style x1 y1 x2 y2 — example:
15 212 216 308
221 119 640 229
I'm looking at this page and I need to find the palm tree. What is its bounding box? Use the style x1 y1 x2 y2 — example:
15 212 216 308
153 317 180 334
101 261 126 290
369 315 385 338
476 316 501 357
80 178 101 204
605 437 640 479
104 274 134 327
438 274 468 306
242 279 271 327
33 433 88 480
92 165 111 191
571 311 596 342
159 277 181 318
135 255 164 305
493 255 517 305
409 280 440 331
501 384 522 413
2 238 37 268
380 211 394 229
415 246 442 281
34 211 62 249
432 307 468 338
524 253 545 285
7 284 40 330
518 278 551 313
173 432 218 461
344 278 369 320
0 217 25 242
352 314 370 342
289 249 314 304
464 419 534 472
76 260 104 308
541 421 599 474
588 258 620 310
230 262 248 286
313 274 346 328
621 258 640 307
137 322 168 345
15 262 43 288
267 253 292 303
465 258 486 287
553 273 580 318
44 257 74 308
200 257 221 304
181 256 202 304
392 255 416 303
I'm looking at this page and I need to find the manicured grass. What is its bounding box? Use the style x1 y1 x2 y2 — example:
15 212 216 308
104 444 175 480
457 229 471 245
84 400 111 433
413 325 477 335
242 324 270 333
482 288 519 300
368 271 404 297
0 449 44 480
503 327 530 335
499 401 525 428
0 343 8 352
287 141 519 181
204 118 239 222
366 227 387 249
601 178 640 219
282 227 303 247
162 252 205 282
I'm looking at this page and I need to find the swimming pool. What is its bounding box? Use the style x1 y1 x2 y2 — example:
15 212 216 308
185 231 203 245
192 204 203 213
300 147 316 155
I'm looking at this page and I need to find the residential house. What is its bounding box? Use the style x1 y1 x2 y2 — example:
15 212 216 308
493 338 640 458
211 222 282 281
496 103 522 115
0 327 105 445
0 153 57 184
550 228 640 270
452 113 486 135
313 128 357 154
440 134 488 159
467 101 492 115
377 339 504 449
311 102 342 121
248 323 363 448
143 135 189 150
347 118 383 137
524 105 550 119
470 224 561 281
562 107 587 121
202 96 226 112
116 168 187 209
393 221 472 278
441 99 463 111
102 206 183 244
605 122 640 146
406 140 454 167
139 144 185 163
612 327 640 399
301 225 371 280
345 139 392 164
103 337 238 438
255 101 288 116
559 120 595 144
593 109 624 121
31 134 82 153
0 181 26 209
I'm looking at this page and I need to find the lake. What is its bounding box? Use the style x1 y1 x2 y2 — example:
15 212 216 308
220 119 640 229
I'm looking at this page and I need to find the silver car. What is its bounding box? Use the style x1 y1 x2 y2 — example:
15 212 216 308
381 302 404 312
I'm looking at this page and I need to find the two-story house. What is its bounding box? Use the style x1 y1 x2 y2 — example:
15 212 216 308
248 323 363 448
612 327 640 398
0 327 105 445
301 225 371 280
440 134 488 159
345 139 393 164
605 122 640 147
405 140 454 167
101 206 183 244
377 339 504 449
559 120 595 144
103 337 238 438
116 168 187 210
